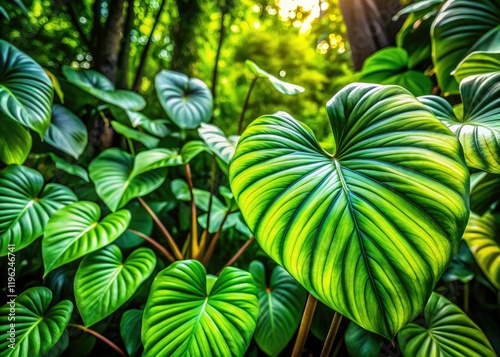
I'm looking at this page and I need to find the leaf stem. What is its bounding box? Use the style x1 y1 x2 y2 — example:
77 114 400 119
202 156 218 249
69 324 127 357
185 163 199 259
138 197 183 260
202 210 230 267
218 236 255 274
126 138 135 156
292 294 318 357
127 228 175 262
238 77 258 135
320 312 343 357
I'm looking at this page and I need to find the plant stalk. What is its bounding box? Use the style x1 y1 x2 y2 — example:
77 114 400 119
138 197 183 260
69 324 127 357
238 77 258 135
185 163 199 259
292 294 318 357
202 156 217 241
202 211 230 267
127 138 135 155
127 228 174 262
320 312 343 357
218 236 255 274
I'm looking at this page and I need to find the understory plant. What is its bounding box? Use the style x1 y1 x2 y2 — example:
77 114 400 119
1 0 500 356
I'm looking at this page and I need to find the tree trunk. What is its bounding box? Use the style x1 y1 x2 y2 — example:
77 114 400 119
339 0 405 70
117 0 135 89
94 0 126 84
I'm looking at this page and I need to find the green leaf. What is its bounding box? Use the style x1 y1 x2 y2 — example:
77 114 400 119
115 202 153 249
0 165 76 256
462 212 500 290
108 105 171 138
470 172 500 215
393 0 444 19
48 153 89 182
142 260 259 356
62 66 146 111
0 40 53 136
443 240 477 284
398 292 495 356
42 201 131 275
111 121 159 149
345 322 382 357
0 287 73 357
431 0 500 95
359 47 432 96
453 51 500 84
198 123 239 164
120 309 143 357
180 140 210 163
89 148 181 211
396 12 435 69
45 105 88 159
419 72 500 173
229 83 470 339
0 115 32 165
75 245 156 326
245 60 305 95
249 261 306 357
155 70 213 129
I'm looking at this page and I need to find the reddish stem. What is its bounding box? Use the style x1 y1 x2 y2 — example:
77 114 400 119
218 236 255 274
69 324 127 357
127 228 175 262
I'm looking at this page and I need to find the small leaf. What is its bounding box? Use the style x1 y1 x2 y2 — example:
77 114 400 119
198 123 239 164
111 121 159 149
249 261 306 357
180 140 210 163
0 287 73 357
419 72 500 173
155 70 213 129
121 309 143 357
45 105 88 159
0 115 32 165
48 153 89 182
42 201 131 275
0 165 76 256
75 245 156 326
398 292 495 356
463 212 500 290
142 260 259 357
63 66 146 110
453 51 500 84
345 322 382 357
0 40 53 136
245 60 304 95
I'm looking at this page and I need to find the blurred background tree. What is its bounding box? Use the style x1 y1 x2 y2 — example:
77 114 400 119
0 0 402 140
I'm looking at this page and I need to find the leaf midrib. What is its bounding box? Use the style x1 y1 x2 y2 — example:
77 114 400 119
334 159 391 335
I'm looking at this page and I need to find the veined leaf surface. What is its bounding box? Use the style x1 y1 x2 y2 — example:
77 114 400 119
230 83 470 339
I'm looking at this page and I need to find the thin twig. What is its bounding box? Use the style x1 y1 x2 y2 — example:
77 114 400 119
292 294 318 357
138 197 183 260
320 312 343 357
238 77 258 135
218 236 255 274
126 138 135 155
127 228 174 262
185 164 199 259
69 324 127 357
202 211 230 267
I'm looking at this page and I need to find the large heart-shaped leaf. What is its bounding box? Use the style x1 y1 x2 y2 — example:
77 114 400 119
0 287 73 357
345 322 382 357
155 70 213 129
120 309 143 357
0 40 53 136
75 245 156 326
0 165 76 256
89 148 181 212
42 201 131 275
229 83 469 339
431 0 500 94
142 260 259 356
45 105 88 159
0 115 32 165
245 60 304 95
359 47 433 96
462 212 500 290
419 72 500 173
63 66 146 111
249 261 306 357
453 51 500 84
198 123 239 164
398 292 495 356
